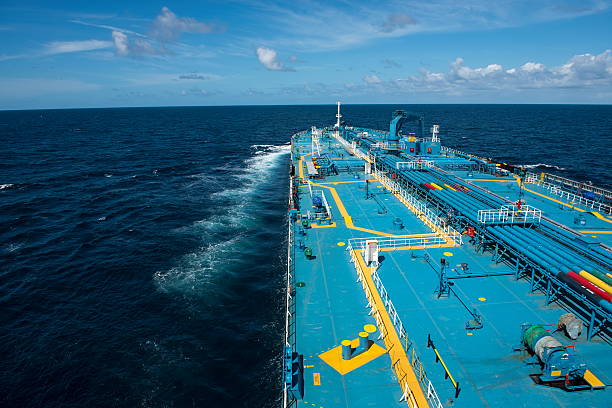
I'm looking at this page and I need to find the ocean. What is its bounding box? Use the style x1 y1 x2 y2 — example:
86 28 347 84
0 104 610 407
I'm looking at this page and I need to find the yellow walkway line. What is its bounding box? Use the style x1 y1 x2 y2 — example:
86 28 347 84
354 250 429 408
590 211 612 224
311 182 438 238
578 230 612 234
321 180 368 185
517 177 612 224
522 185 590 213
380 244 455 252
465 179 518 182
311 222 337 228
298 153 312 180
373 174 459 247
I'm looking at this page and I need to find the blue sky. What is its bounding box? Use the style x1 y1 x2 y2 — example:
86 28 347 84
0 0 611 109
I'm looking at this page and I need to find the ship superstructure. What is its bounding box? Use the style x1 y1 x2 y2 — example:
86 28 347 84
283 104 610 408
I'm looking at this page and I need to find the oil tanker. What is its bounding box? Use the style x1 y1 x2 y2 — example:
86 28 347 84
282 103 610 408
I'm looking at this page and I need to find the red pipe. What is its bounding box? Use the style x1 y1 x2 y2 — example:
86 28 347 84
568 271 612 302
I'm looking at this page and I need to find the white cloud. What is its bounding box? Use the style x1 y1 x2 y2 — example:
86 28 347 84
363 74 382 84
256 47 294 71
521 62 545 72
112 31 129 56
240 0 609 52
71 20 147 38
390 49 612 92
111 30 166 56
150 7 216 40
43 40 113 55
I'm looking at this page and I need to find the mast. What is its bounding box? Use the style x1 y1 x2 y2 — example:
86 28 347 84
335 101 342 128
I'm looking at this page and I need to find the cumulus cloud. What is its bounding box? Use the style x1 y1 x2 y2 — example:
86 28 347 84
112 31 129 56
43 40 113 55
111 30 166 56
380 13 416 33
393 50 612 91
256 47 294 71
363 74 382 84
150 7 216 40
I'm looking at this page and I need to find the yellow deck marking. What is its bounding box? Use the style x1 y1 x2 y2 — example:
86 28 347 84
311 222 337 228
325 180 368 185
589 211 612 224
443 251 454 256
298 152 313 180
478 297 487 302
467 332 473 336
373 173 460 246
353 250 429 407
583 369 605 388
578 230 612 234
465 179 517 182
337 241 346 246
380 244 454 251
310 182 443 239
313 373 321 385
319 339 387 375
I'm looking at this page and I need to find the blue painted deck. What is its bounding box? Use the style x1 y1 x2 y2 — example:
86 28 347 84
287 127 611 408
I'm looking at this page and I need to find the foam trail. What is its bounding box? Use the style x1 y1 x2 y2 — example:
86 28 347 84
154 144 289 294
520 163 565 170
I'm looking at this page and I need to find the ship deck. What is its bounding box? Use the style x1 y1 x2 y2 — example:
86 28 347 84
287 129 611 408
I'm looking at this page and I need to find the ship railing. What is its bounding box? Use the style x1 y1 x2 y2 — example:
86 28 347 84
309 189 333 220
396 160 434 170
311 126 322 157
524 177 612 214
477 204 542 224
373 170 463 246
347 244 444 408
333 129 373 163
283 175 298 408
348 235 453 251
529 170 612 200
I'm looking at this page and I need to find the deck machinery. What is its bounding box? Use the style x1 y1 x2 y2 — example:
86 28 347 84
283 105 610 408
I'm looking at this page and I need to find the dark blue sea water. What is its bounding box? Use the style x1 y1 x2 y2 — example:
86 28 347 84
0 105 610 407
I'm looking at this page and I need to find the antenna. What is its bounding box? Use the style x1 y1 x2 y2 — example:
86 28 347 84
335 101 342 128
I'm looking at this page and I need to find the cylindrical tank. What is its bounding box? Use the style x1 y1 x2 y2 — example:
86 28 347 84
523 325 561 362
